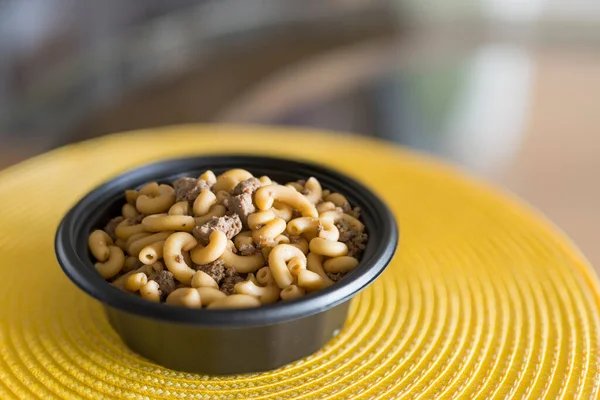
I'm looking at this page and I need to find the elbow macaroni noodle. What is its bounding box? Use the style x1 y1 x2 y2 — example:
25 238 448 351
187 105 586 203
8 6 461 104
207 294 261 309
125 272 148 292
233 231 254 249
193 189 217 216
122 203 139 218
168 201 190 216
325 192 349 209
280 285 305 301
136 184 176 214
194 204 226 225
287 217 320 237
138 240 165 265
215 190 231 205
247 272 259 285
307 253 334 286
196 287 226 305
142 214 196 232
199 170 217 185
234 280 280 304
128 231 173 257
220 245 265 273
247 210 276 230
190 230 227 265
126 232 152 248
309 237 349 257
318 219 340 242
115 220 147 240
320 210 365 232
95 246 125 279
298 269 330 291
166 288 202 308
290 237 309 254
125 189 138 204
274 234 291 245
88 230 113 262
140 280 161 302
304 177 322 204
258 176 272 185
255 185 318 218
164 232 198 285
286 181 304 192
268 244 307 289
252 217 286 247
213 169 253 192
271 201 293 222
323 256 359 273
191 270 219 289
88 171 368 308
316 201 336 214
138 182 159 196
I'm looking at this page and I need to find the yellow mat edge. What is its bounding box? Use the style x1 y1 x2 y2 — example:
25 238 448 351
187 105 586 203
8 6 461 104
2 123 598 307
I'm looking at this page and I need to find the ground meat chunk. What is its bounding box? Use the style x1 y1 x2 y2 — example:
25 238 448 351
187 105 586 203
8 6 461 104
150 270 176 299
238 243 257 256
104 216 124 241
291 209 302 219
326 272 344 282
219 272 244 295
224 192 255 227
336 220 368 257
192 214 242 245
346 234 368 258
336 220 353 243
194 259 226 284
173 177 211 204
231 177 261 196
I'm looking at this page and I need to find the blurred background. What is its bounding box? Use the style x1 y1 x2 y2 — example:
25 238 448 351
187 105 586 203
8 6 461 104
1 0 599 269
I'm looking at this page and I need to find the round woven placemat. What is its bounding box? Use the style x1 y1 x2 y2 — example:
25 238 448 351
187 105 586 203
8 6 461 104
0 125 598 399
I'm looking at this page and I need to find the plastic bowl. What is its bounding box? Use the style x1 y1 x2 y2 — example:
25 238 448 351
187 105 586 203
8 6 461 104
55 155 398 374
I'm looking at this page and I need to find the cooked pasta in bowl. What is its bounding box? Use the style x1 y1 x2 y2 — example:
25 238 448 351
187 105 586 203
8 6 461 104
56 155 397 374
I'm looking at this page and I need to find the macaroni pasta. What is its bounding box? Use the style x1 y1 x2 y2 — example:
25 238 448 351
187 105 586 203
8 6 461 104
89 170 368 308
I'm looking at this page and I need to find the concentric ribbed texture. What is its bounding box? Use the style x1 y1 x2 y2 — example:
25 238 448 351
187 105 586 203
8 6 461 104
0 125 598 399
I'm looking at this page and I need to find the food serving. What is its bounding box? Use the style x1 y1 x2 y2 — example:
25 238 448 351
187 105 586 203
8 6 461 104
88 169 369 309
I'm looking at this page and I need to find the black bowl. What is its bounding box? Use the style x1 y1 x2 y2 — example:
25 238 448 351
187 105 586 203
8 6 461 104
55 155 398 374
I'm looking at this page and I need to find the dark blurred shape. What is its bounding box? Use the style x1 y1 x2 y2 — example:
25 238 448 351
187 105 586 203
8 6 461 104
0 0 398 166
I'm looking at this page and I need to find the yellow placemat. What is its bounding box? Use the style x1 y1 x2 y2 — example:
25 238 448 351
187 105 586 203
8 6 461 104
0 125 598 399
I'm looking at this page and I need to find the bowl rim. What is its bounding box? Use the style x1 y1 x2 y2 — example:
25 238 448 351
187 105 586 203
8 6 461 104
55 154 398 327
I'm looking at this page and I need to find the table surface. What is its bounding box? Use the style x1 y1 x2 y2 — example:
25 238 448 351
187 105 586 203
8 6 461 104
0 126 598 399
